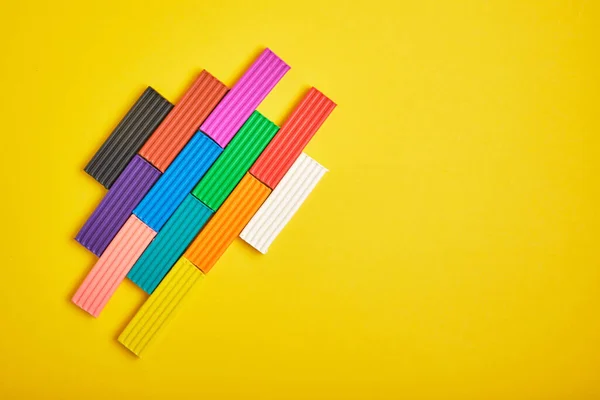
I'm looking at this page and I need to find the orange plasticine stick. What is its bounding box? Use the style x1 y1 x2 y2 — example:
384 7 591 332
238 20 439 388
184 173 270 273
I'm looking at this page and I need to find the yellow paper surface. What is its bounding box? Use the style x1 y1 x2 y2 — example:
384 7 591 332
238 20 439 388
0 1 597 398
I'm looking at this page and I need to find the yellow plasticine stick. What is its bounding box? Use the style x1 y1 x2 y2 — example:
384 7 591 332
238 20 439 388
118 257 203 357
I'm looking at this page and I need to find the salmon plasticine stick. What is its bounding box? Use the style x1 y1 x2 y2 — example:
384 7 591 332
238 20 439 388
72 215 157 317
200 48 290 147
84 87 173 189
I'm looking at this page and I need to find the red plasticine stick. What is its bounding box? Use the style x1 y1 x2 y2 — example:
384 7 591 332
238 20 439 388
139 71 227 172
249 87 335 189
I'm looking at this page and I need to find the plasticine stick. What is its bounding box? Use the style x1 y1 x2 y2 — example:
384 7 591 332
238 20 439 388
72 215 156 317
250 87 336 189
240 154 327 254
85 87 172 188
76 155 160 256
139 71 227 172
200 48 289 147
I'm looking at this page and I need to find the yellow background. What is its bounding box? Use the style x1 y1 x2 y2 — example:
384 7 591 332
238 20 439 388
0 0 597 398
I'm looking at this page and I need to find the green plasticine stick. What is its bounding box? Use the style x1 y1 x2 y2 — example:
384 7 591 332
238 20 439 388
193 111 279 210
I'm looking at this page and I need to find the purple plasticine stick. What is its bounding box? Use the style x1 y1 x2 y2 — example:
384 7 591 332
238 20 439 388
76 155 161 256
199 48 290 148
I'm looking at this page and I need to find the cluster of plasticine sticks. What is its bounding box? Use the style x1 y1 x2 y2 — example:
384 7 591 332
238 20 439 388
74 48 336 357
